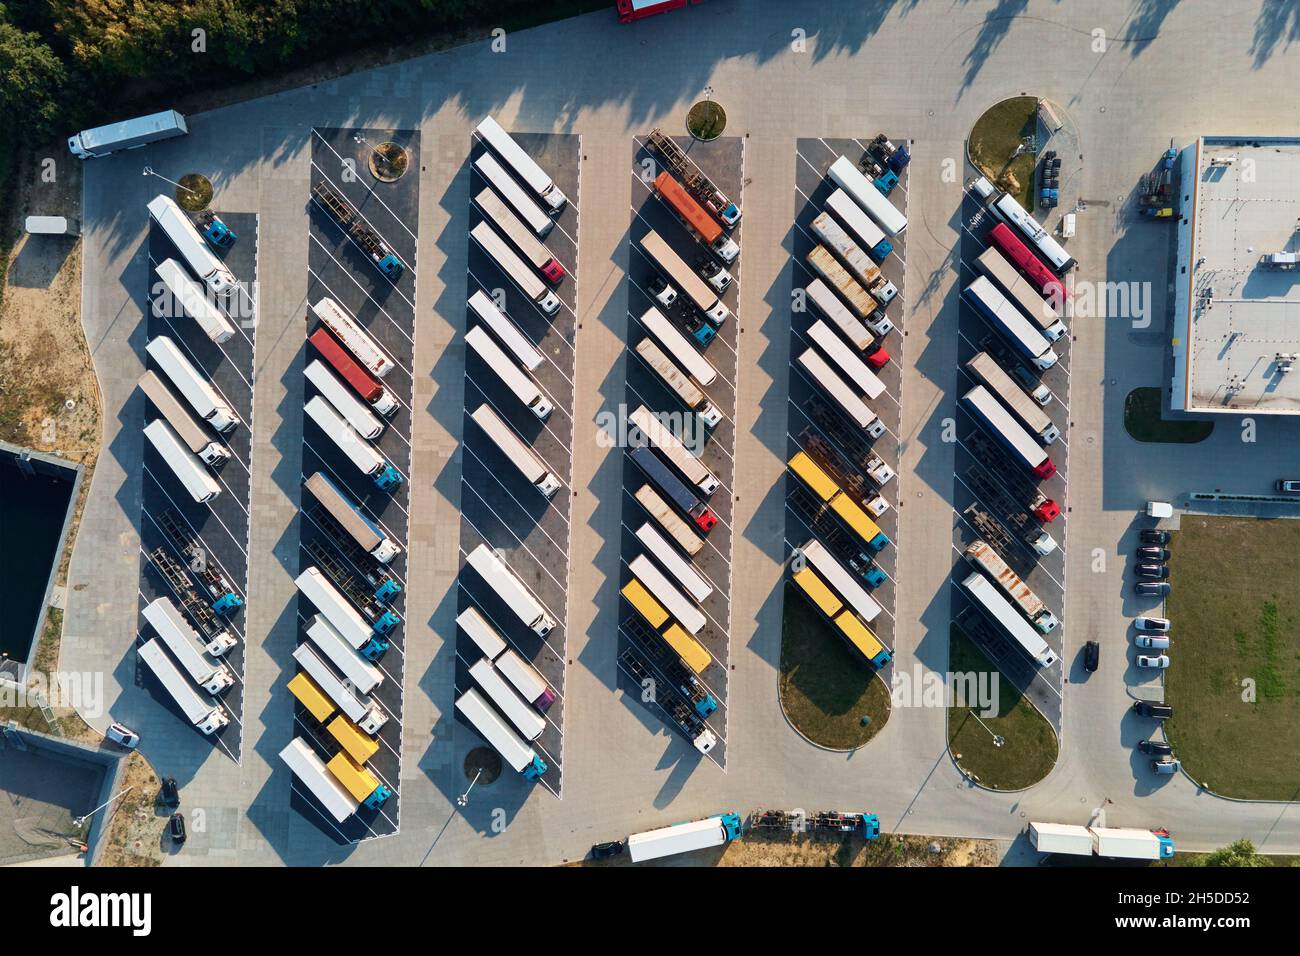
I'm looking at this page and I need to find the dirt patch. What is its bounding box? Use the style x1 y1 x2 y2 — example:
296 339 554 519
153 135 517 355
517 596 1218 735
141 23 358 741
97 753 166 867
581 832 998 867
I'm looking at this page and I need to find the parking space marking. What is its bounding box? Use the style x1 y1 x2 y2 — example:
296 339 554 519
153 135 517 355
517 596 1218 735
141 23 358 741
306 246 415 349
309 165 418 291
463 368 574 450
613 654 726 772
310 134 419 245
465 266 578 370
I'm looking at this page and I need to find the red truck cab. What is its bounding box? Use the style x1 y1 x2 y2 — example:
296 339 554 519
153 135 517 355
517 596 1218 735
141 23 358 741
617 0 700 24
540 258 566 284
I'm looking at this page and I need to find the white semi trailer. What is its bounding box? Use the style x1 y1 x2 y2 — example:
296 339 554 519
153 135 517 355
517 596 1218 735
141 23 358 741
69 110 187 158
147 195 236 298
153 258 236 344
143 419 221 504
291 642 387 734
137 638 229 734
470 403 561 497
464 544 556 637
303 472 401 564
629 405 719 496
465 325 553 420
138 371 230 465
141 597 235 693
146 335 240 433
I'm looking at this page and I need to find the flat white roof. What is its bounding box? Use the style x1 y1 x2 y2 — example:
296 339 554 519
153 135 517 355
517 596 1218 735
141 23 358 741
1173 136 1300 415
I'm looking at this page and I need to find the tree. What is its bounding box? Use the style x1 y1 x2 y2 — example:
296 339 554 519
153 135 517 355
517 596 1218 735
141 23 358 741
1200 839 1267 868
0 14 67 138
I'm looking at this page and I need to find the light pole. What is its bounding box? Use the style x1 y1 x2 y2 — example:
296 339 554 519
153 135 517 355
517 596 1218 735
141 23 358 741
142 166 198 197
967 710 1005 748
74 786 133 829
457 769 482 808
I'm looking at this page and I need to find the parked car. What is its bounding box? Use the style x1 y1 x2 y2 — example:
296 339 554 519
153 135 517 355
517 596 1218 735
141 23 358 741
1133 700 1174 719
1137 547 1171 562
105 722 140 749
590 840 624 860
1135 635 1171 650
1135 616 1171 633
1083 640 1100 672
1151 758 1181 775
1135 581 1171 597
1140 529 1172 545
1139 740 1174 756
1275 479 1300 493
169 812 187 844
159 777 180 807
1137 654 1171 669
1136 564 1169 580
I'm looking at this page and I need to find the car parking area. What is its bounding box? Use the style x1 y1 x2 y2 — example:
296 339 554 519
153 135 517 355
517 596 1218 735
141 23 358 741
454 130 580 798
287 127 419 842
135 210 259 762
781 137 909 679
947 187 1071 732
613 133 744 771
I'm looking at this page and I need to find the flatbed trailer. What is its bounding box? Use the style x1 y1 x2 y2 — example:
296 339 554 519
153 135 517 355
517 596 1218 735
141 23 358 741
311 182 404 279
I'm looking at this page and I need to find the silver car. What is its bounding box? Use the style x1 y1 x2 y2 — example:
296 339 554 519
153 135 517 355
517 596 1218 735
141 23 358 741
1137 654 1171 669
1135 616 1171 633
1151 758 1181 775
1135 635 1171 650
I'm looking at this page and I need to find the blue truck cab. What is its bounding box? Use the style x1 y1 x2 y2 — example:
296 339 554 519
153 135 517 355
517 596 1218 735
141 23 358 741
692 685 718 719
888 144 911 172
873 169 899 196
1153 828 1176 858
866 530 890 554
372 578 402 603
199 213 237 249
718 202 742 229
863 565 888 588
359 634 390 662
718 813 744 841
212 593 244 614
523 754 549 781
374 253 404 280
869 238 893 262
371 609 401 634
860 813 881 839
363 783 393 810
373 463 403 491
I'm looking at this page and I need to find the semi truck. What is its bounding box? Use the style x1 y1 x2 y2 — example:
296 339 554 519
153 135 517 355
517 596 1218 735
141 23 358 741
627 813 743 863
806 319 886 401
304 613 383 695
465 326 553 420
304 395 402 491
1029 822 1175 860
309 327 399 417
304 472 400 564
457 606 557 711
630 446 716 532
621 614 716 718
468 290 545 372
292 641 387 734
137 638 229 734
965 539 1059 633
141 596 235 693
827 155 907 236
473 151 553 237
280 738 358 824
806 245 890 336
798 539 883 624
961 571 1059 667
474 115 568 212
68 109 187 158
653 171 739 262
629 405 719 496
469 658 546 741
804 279 888 368
326 752 392 810
296 567 391 661
471 221 561 315
153 258 236 344
635 522 712 602
797 348 887 439
963 276 1058 371
310 182 404 280
146 335 240 433
146 195 237 299
456 687 549 780
823 187 892 261
144 419 221 504
305 360 384 439
790 563 892 667
309 297 396 379
645 126 740 228
464 543 557 637
962 385 1057 480
639 229 730 327
988 192 1076 273
986 222 1068 308
635 483 704 556
473 187 565 282
470 403 561 497
810 212 897 303
635 338 722 427
629 553 706 635
787 451 890 552
975 246 1065 340
138 371 229 465
636 307 718 387
965 352 1060 444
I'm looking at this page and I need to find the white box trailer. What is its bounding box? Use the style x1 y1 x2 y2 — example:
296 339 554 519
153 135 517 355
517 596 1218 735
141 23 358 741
799 539 882 624
457 606 509 660
146 195 236 299
465 325 553 420
25 215 80 236
965 539 1059 633
635 338 722 427
143 419 221 504
305 359 383 439
823 188 892 261
304 395 400 489
965 352 1059 444
280 737 357 824
1090 827 1175 860
806 319 886 401
146 335 240 433
827 155 907 236
475 115 568 212
635 484 704 557
292 641 387 734
964 276 1058 371
805 279 874 352
137 638 229 734
636 307 718 387
635 523 712 602
962 384 1056 480
629 405 719 496
153 257 236 344
304 613 383 696
456 688 548 780
494 650 556 713
1029 822 1093 856
630 553 706 636
469 658 546 741
468 290 545 372
627 814 743 863
141 597 234 693
138 370 229 465
639 230 729 326
464 544 556 637
295 567 375 652
471 221 560 315
961 571 1059 667
304 472 401 564
470 403 561 497
810 212 896 303
144 591 233 657
975 246 1066 339
69 109 187 159
309 297 395 379
797 348 886 438
474 187 564 282
473 151 553 237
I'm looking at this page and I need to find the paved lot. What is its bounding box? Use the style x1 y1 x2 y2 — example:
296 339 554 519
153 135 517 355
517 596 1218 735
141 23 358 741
65 1 1300 865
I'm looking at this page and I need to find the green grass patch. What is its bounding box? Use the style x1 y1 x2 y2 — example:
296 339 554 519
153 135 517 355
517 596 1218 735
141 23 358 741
779 583 890 750
946 625 1058 789
687 101 727 141
969 96 1038 211
1123 387 1214 443
1165 515 1300 800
